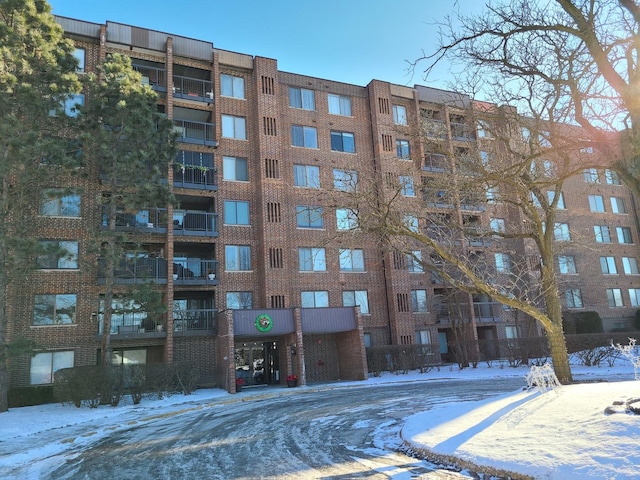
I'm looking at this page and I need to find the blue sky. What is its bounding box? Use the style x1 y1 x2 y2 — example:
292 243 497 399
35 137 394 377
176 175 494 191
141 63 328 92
48 0 486 88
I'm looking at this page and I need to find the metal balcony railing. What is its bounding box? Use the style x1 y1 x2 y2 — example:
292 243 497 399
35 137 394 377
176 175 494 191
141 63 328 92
172 309 218 336
173 165 217 191
98 257 168 284
101 208 168 233
173 119 217 147
423 153 448 172
473 301 501 321
173 259 218 284
172 75 214 103
450 122 475 141
133 64 167 92
99 315 167 336
173 210 218 237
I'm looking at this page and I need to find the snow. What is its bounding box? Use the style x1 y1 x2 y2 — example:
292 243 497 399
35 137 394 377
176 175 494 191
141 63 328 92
1 361 639 479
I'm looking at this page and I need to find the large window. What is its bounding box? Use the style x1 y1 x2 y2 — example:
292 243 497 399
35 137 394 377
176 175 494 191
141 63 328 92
330 131 356 153
343 290 369 314
221 114 246 139
399 175 415 197
222 156 248 181
622 257 639 275
610 197 627 214
220 74 245 99
606 288 624 307
588 195 605 212
294 164 320 188
339 248 365 272
301 291 329 308
490 218 505 234
594 225 611 243
298 247 326 271
40 189 81 217
289 87 315 110
558 255 577 274
553 223 571 241
396 139 410 159
328 94 351 116
605 169 622 185
584 168 600 183
600 256 617 274
404 215 419 232
224 200 250 225
392 105 407 125
30 351 74 385
407 250 424 272
225 245 251 271
73 48 85 72
226 292 253 309
52 94 84 117
617 226 633 244
495 253 512 273
333 168 358 191
111 349 147 365
33 294 77 325
336 208 358 230
411 289 428 313
291 125 318 148
296 206 323 228
629 289 640 307
37 240 78 269
565 289 583 308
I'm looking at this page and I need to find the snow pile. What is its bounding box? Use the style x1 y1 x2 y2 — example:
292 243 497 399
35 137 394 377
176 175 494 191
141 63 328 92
525 362 560 393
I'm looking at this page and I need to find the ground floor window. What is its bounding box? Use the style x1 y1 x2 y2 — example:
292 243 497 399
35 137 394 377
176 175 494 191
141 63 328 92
111 349 147 365
415 330 431 344
30 350 74 385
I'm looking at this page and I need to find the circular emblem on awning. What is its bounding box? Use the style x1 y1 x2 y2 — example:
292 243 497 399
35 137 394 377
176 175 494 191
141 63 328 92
255 313 273 332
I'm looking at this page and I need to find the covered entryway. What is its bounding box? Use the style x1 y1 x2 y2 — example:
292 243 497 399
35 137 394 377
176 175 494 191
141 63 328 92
235 341 279 386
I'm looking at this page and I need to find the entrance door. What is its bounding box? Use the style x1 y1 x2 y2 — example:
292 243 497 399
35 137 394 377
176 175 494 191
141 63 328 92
235 341 279 386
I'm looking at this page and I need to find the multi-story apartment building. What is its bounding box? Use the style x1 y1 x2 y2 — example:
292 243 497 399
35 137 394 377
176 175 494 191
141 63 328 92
7 16 640 395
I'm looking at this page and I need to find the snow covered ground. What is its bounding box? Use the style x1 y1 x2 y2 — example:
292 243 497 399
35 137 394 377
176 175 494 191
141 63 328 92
1 360 639 479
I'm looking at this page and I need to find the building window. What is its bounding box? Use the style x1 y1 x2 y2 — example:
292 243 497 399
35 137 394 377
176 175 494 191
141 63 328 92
298 247 326 271
622 257 639 275
588 195 605 212
225 245 251 271
221 114 246 139
294 164 320 189
222 156 248 181
339 248 365 272
490 218 505 234
73 48 85 72
486 185 498 203
220 74 245 99
111 349 147 365
617 226 633 244
411 290 428 313
606 288 624 307
404 215 419 233
289 87 315 110
392 105 407 125
226 292 253 309
600 256 617 274
50 94 84 117
544 191 565 209
399 175 415 197
37 240 78 269
301 291 329 308
553 223 571 241
330 131 356 153
558 255 577 274
336 208 358 230
416 330 431 345
407 250 424 272
333 168 358 192
40 189 81 217
605 169 621 185
610 197 627 214
291 125 318 148
594 225 612 243
629 289 640 307
495 253 512 273
477 120 492 138
33 294 77 325
328 94 351 116
584 168 600 183
343 290 369 314
224 200 250 225
565 289 583 308
30 351 74 385
396 139 410 159
296 206 323 229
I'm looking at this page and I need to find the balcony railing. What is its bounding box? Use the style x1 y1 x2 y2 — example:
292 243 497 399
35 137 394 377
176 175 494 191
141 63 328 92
173 259 218 284
134 64 167 92
101 208 168 233
173 75 213 103
173 210 218 237
99 315 167 336
450 122 475 141
473 301 501 321
98 257 168 284
173 165 217 191
173 119 217 147
423 153 448 172
173 309 217 336
422 119 448 139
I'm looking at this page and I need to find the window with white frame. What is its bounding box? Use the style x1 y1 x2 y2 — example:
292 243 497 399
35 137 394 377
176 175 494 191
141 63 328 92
298 247 326 271
296 206 323 228
411 289 428 313
490 218 505 234
565 289 583 308
226 292 253 309
606 288 624 307
558 255 577 274
610 197 627 214
600 256 617 274
224 200 250 225
33 294 77 325
342 290 369 314
407 250 424 272
584 168 600 183
554 223 571 241
291 125 318 148
330 131 356 153
289 87 315 110
548 191 566 209
339 248 365 272
328 94 351 116
301 291 329 308
293 164 320 189
336 208 358 230
333 168 358 192
396 139 410 159
221 114 246 139
622 257 639 275
594 225 612 243
494 253 512 273
40 189 81 217
617 226 633 244
629 288 640 307
225 245 251 271
222 156 248 181
220 74 245 99
393 105 407 125
416 329 431 345
588 194 605 212
37 240 78 269
73 48 85 72
605 169 621 185
30 351 74 385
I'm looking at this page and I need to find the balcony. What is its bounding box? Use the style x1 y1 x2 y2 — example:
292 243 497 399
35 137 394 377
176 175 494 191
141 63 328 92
172 309 217 336
134 64 167 93
173 75 213 104
174 164 217 191
173 210 218 237
473 301 501 322
450 122 475 141
98 315 167 337
173 258 219 285
101 208 168 233
98 257 168 284
423 153 448 172
173 119 217 147
422 119 448 139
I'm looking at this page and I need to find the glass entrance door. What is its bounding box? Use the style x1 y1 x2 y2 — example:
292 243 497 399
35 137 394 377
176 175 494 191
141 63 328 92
235 341 279 386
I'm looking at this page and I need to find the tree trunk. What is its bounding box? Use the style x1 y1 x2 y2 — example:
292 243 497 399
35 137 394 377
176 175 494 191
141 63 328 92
547 324 572 384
